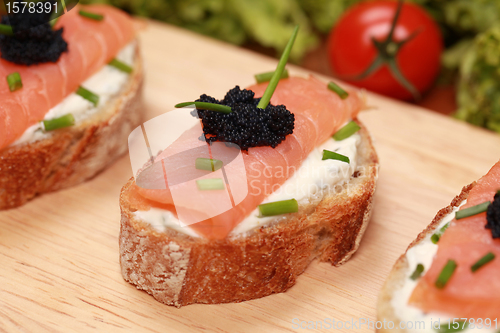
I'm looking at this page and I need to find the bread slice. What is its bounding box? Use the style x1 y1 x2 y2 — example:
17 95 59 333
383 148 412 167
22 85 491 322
119 120 379 307
0 41 144 210
377 183 474 332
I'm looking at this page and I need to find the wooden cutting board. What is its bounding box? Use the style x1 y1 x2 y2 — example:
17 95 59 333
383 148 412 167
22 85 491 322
2 21 500 333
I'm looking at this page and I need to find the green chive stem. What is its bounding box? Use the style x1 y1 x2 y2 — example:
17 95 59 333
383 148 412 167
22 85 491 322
195 158 223 172
471 252 495 272
333 121 361 141
76 86 99 107
257 25 299 110
455 201 490 220
328 81 349 99
255 69 289 84
437 321 469 333
196 178 225 191
409 264 424 280
6 72 22 92
259 198 298 217
109 58 133 74
322 150 350 163
42 113 75 131
175 101 232 114
79 10 104 21
435 259 457 289
0 24 13 36
431 222 450 244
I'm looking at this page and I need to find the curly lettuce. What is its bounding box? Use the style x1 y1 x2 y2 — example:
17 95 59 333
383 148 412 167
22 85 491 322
454 25 500 132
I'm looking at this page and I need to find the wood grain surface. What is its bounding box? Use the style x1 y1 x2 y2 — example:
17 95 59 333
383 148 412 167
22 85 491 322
1 21 500 333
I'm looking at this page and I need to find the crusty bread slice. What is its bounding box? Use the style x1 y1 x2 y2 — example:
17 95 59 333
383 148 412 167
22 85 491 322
119 120 379 307
377 183 475 332
0 41 144 210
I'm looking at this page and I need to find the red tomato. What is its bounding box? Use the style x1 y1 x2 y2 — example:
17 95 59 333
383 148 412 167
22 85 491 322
327 0 443 100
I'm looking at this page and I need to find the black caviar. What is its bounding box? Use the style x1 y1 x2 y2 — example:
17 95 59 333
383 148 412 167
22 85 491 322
0 7 68 65
193 86 294 150
486 192 500 238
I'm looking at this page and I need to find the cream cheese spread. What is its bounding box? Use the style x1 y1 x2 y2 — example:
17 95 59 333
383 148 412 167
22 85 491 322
134 132 360 238
13 41 136 145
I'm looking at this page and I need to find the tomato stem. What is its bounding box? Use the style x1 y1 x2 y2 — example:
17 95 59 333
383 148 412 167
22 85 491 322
347 0 422 101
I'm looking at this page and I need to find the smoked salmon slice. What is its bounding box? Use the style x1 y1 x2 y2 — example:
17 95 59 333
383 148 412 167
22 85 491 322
135 76 363 239
0 4 136 150
410 162 500 319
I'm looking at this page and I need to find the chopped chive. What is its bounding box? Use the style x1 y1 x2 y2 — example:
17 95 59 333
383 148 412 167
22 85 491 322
42 114 75 131
50 0 65 28
78 10 104 21
175 101 232 114
431 222 450 244
455 201 490 220
76 86 99 107
436 321 469 333
50 16 60 28
322 150 350 163
195 158 223 172
410 264 424 280
257 25 299 110
327 81 349 99
6 72 22 92
0 24 13 36
109 58 133 74
435 259 457 289
333 121 361 141
254 69 289 84
259 198 298 217
471 252 495 272
196 178 225 191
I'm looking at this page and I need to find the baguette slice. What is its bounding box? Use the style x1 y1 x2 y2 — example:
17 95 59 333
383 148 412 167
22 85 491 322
119 120 378 307
377 183 475 332
0 42 144 210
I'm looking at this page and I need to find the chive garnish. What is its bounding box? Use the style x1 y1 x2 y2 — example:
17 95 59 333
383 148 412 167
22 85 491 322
431 222 450 244
76 86 99 107
455 201 490 220
322 150 350 163
259 199 298 217
6 72 22 92
333 121 361 141
175 101 232 114
109 59 133 74
0 24 13 36
327 81 349 99
435 259 457 289
257 25 299 110
436 321 469 333
50 16 60 28
409 264 424 280
196 178 225 191
42 114 75 131
254 69 289 84
79 10 104 21
195 158 223 172
471 252 495 272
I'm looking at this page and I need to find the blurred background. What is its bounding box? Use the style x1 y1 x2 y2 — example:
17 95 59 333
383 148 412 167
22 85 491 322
78 0 500 132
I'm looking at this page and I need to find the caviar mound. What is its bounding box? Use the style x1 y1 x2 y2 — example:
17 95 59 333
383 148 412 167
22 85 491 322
193 86 295 150
0 8 68 65
486 192 500 238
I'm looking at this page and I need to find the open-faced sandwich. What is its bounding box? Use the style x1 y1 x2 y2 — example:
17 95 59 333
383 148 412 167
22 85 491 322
378 161 500 332
0 4 143 209
119 27 378 307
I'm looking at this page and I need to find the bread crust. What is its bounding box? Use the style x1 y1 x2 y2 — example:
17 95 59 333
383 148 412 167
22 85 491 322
119 120 379 307
0 42 144 210
377 183 475 333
